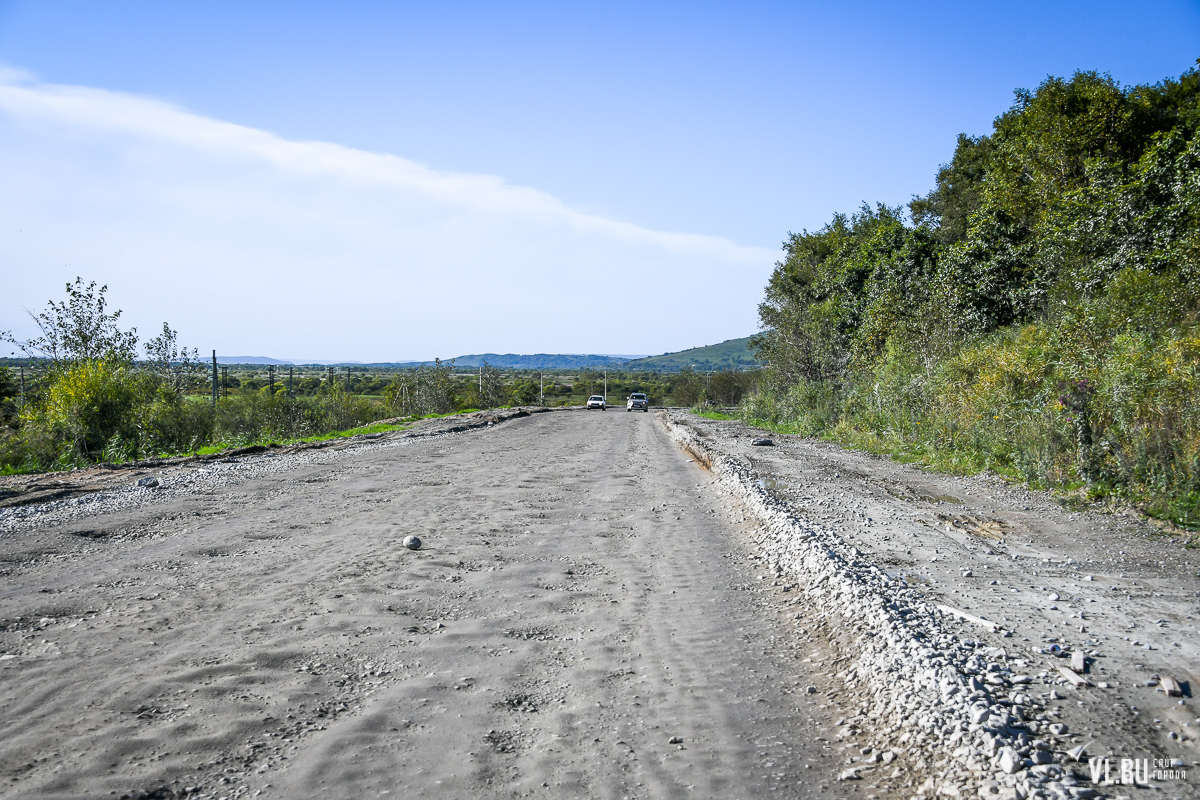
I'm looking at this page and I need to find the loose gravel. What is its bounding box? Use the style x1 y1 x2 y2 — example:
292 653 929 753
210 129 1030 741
663 411 1198 800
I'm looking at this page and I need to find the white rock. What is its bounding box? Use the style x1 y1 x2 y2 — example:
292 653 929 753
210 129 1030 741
998 747 1021 774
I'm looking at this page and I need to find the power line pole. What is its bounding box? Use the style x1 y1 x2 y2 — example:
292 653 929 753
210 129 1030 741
289 366 294 397
211 351 217 408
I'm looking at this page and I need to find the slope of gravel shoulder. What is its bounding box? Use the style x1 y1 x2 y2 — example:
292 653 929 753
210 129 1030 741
661 410 1200 800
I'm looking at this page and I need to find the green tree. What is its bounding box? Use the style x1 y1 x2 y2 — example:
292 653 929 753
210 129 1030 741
910 135 994 245
143 322 203 395
385 359 457 416
0 366 16 424
671 367 705 407
511 379 541 406
6 278 138 367
479 362 506 408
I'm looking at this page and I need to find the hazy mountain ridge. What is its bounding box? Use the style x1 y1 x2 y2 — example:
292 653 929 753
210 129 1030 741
203 338 759 371
437 353 634 369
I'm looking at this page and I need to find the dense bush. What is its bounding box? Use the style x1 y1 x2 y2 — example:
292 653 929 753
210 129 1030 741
214 385 377 444
670 366 756 407
383 359 458 416
750 64 1200 527
0 366 18 425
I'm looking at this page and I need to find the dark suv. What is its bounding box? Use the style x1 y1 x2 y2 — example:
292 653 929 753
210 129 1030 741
626 393 649 412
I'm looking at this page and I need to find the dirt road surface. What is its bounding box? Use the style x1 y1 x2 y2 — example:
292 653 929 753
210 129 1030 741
4 409 1198 800
1 410 843 800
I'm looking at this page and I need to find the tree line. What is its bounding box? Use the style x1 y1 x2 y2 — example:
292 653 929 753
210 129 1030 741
750 63 1200 527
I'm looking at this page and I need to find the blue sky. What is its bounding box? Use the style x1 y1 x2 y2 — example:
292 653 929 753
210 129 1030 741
1 1 1197 361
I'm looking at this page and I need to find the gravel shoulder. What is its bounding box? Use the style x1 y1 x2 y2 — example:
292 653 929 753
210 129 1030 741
1 408 851 800
664 411 1199 800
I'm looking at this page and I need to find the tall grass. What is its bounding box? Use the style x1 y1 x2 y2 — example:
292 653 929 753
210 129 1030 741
744 321 1200 529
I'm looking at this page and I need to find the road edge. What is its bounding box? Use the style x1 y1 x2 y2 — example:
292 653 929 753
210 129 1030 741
659 410 1101 800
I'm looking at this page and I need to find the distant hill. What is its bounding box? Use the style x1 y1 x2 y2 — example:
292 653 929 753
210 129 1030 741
206 340 759 371
428 353 634 369
626 336 760 371
215 356 294 365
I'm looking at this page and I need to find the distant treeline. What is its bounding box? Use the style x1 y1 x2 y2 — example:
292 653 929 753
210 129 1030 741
750 64 1200 528
0 284 756 472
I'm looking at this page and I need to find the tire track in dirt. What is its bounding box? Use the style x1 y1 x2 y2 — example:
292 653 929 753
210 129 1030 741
1 409 849 800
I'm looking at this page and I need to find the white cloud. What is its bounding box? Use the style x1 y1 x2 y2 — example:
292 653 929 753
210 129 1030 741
0 70 774 360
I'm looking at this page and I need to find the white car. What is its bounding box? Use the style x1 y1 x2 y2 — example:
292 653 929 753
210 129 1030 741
586 395 606 410
626 393 649 412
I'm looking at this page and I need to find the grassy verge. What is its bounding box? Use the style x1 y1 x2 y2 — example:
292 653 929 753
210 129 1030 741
1 406 537 476
694 409 738 421
740 410 1199 534
186 420 415 457
167 405 523 458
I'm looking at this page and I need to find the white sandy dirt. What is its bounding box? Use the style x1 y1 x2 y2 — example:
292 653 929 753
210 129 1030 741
0 408 1196 799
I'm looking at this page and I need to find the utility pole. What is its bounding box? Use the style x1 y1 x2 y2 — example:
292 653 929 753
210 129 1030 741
19 365 24 409
539 373 544 406
211 351 217 408
604 370 607 404
289 366 294 397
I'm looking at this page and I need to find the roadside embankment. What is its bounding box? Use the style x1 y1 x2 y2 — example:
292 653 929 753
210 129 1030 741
661 410 1199 800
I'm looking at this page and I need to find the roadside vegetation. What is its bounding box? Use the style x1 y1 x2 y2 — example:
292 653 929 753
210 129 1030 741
747 64 1200 528
0 283 756 473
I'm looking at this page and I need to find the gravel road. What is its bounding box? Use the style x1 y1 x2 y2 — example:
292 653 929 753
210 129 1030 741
4 408 1197 800
1 409 848 800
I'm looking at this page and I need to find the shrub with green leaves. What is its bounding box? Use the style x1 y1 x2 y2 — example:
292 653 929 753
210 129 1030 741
384 359 458 416
31 359 149 463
